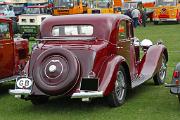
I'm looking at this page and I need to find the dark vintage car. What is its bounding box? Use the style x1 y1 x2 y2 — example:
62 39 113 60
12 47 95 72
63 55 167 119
165 63 180 102
10 14 168 107
0 17 29 83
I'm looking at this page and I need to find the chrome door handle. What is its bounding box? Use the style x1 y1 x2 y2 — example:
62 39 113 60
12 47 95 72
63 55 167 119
5 43 11 45
116 46 123 49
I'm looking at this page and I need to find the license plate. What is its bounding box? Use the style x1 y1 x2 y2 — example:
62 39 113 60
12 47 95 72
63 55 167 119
15 77 33 90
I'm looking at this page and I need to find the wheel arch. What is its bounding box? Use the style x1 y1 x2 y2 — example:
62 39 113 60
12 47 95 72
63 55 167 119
121 61 132 89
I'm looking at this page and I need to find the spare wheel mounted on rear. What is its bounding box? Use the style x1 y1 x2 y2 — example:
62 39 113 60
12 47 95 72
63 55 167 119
32 47 81 96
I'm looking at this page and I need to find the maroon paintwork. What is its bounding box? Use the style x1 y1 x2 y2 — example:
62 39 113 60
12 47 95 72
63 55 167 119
0 18 29 82
10 14 168 105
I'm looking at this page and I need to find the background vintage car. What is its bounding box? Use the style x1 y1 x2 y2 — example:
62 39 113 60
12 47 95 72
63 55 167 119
10 14 168 107
18 14 51 39
165 62 180 102
0 17 29 83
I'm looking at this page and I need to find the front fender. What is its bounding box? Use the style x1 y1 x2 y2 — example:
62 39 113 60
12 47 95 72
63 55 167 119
98 55 126 96
139 44 168 79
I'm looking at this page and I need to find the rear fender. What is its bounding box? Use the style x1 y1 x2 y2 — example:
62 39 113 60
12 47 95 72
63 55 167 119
139 44 168 79
98 55 127 96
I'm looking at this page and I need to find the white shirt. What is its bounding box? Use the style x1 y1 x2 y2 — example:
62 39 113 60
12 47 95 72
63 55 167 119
131 9 140 18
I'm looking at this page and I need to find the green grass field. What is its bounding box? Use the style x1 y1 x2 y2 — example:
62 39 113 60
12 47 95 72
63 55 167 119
0 23 180 120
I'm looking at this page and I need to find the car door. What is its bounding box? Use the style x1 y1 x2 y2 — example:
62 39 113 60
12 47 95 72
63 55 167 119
117 19 137 79
0 21 14 79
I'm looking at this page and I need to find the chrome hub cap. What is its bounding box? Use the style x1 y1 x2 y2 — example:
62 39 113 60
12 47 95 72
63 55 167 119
49 65 57 73
159 57 167 81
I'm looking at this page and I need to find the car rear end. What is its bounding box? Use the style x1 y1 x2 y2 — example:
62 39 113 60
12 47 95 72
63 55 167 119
153 6 179 23
165 62 180 102
14 38 29 75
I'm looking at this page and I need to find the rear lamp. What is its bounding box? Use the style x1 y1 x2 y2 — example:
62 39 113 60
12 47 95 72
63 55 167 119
173 71 179 78
175 80 179 85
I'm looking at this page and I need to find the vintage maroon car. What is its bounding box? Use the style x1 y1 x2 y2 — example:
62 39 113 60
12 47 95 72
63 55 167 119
10 14 168 107
0 18 29 83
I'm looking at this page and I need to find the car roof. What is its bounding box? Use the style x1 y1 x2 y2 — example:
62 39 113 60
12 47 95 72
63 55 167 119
40 14 131 40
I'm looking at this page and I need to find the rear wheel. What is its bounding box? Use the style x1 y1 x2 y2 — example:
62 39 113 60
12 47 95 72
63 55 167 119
31 95 49 105
107 65 127 107
178 94 180 103
177 19 180 24
153 54 167 85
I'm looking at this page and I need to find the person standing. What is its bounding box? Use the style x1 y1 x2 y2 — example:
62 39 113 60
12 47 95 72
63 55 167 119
124 9 132 18
141 8 147 27
131 8 140 28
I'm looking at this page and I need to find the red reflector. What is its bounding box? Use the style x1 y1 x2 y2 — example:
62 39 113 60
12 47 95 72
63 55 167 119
175 80 179 85
173 71 179 78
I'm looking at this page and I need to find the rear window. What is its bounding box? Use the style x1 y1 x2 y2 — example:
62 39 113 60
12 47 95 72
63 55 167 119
52 25 93 36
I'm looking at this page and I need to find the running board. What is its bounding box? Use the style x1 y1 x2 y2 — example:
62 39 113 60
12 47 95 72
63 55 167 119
132 74 151 88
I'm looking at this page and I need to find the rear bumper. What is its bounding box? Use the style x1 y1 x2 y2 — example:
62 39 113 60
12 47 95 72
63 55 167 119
165 83 180 94
9 89 31 95
9 89 103 99
153 18 177 22
71 91 103 98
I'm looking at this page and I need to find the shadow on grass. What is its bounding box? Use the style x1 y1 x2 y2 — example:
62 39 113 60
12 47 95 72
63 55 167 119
19 80 160 113
0 82 15 95
153 22 179 26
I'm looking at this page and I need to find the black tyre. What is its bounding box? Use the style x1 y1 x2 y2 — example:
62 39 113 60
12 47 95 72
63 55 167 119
32 48 80 96
177 19 180 24
154 21 159 25
107 65 127 107
31 95 49 105
178 94 180 103
153 54 167 85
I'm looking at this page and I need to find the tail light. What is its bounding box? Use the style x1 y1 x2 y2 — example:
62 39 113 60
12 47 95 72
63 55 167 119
173 71 179 78
175 80 179 85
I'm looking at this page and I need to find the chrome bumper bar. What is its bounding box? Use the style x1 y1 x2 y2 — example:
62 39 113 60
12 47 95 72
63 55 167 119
71 91 103 98
9 89 31 95
153 18 177 22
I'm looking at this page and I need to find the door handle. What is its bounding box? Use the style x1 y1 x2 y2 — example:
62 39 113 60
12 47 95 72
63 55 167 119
116 46 123 49
5 43 12 45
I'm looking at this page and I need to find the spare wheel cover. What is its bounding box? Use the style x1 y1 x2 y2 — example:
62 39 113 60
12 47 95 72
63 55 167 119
32 47 80 95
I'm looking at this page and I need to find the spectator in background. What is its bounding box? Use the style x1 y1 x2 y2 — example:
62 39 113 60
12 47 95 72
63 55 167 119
124 9 132 18
141 8 147 27
131 8 140 28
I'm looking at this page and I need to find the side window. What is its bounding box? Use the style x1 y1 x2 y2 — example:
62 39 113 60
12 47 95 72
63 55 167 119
118 20 127 40
0 22 10 40
128 21 134 38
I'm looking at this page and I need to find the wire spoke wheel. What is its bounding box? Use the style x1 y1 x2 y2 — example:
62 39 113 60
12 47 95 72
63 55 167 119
153 54 167 85
106 65 127 107
115 71 126 101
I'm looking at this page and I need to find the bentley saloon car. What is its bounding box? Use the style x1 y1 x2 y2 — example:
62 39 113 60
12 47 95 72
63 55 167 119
10 14 168 107
0 18 29 83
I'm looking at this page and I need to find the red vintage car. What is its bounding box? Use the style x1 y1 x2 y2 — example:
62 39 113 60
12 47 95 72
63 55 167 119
0 18 29 83
10 14 168 107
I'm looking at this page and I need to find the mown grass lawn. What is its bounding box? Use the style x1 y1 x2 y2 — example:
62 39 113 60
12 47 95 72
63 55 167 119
0 22 180 120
